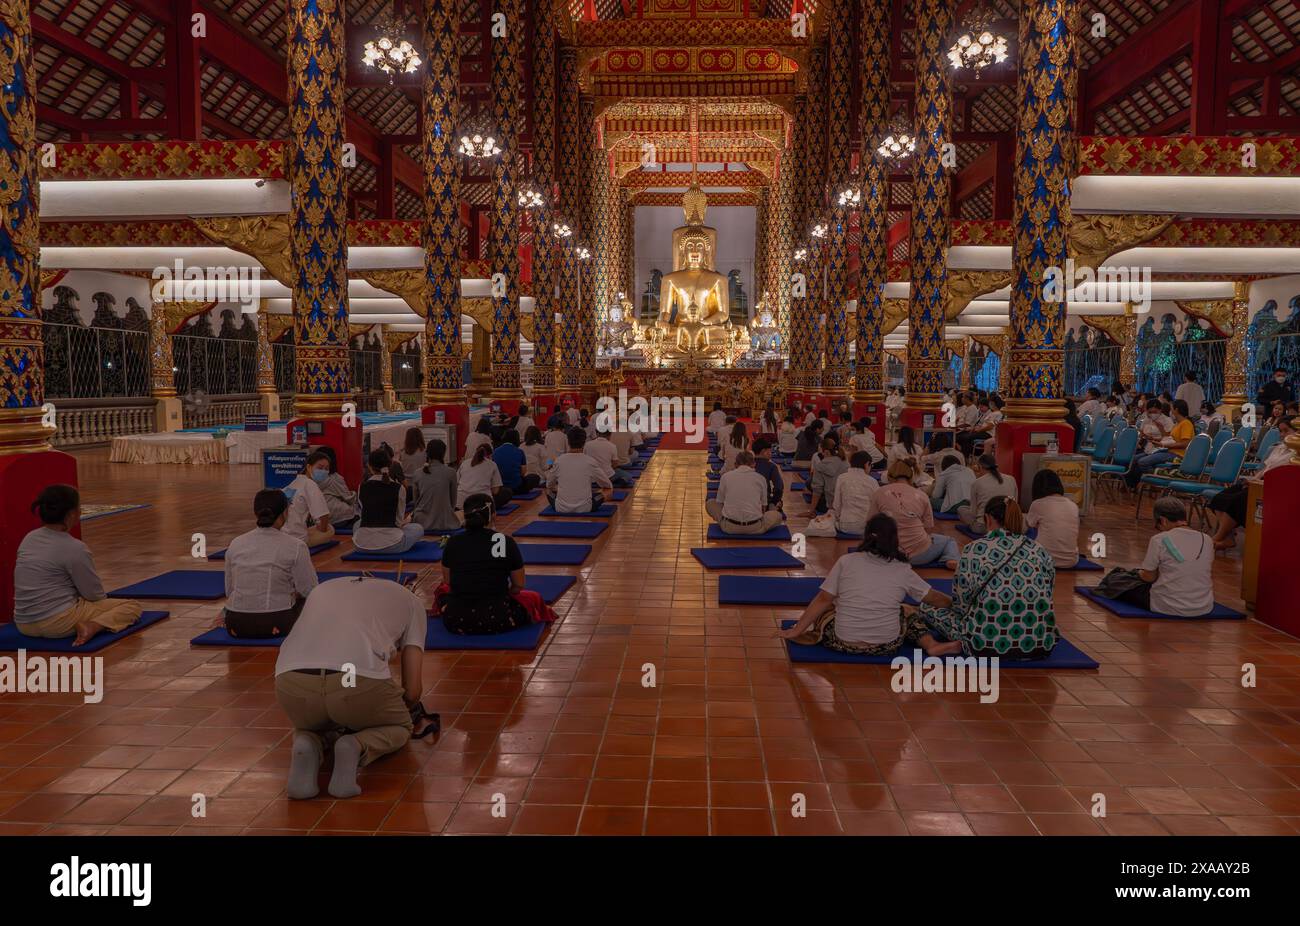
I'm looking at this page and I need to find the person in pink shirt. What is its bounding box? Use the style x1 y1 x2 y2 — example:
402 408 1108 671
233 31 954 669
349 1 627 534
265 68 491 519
872 461 959 570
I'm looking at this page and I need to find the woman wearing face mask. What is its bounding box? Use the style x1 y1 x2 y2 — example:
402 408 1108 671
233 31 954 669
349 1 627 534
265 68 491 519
281 451 336 546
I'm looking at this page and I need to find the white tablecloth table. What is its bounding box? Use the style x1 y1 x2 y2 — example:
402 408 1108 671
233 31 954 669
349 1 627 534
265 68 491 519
110 432 229 465
224 429 287 464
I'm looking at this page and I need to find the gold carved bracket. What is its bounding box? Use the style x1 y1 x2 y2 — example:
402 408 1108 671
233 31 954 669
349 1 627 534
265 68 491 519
193 214 294 288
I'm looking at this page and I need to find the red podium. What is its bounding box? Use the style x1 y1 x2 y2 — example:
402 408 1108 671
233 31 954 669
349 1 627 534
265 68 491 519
0 450 79 621
1256 464 1300 638
993 420 1076 506
285 416 364 489
852 398 887 445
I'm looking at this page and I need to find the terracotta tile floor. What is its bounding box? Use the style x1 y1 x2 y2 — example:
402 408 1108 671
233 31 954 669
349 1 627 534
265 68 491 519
3 445 1300 836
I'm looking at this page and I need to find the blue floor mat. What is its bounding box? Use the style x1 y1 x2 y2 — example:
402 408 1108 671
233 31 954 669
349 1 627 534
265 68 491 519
515 521 608 539
317 571 417 584
539 505 617 518
81 503 151 523
517 542 592 565
513 489 542 501
495 502 520 515
527 573 577 602
209 540 338 561
706 524 791 541
692 547 804 569
778 621 1099 668
720 575 950 606
1060 557 1104 572
335 524 460 537
955 524 1039 541
0 611 169 653
934 511 960 521
109 570 225 600
425 616 547 650
1074 586 1245 620
341 540 444 562
610 489 630 501
718 575 822 605
191 627 282 647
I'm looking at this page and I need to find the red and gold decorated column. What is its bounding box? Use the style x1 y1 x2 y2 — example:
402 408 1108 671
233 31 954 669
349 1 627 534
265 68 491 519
488 0 524 403
794 43 828 406
786 93 810 398
0 0 78 619
822 0 854 405
773 147 796 354
286 0 360 483
529 0 558 418
853 0 891 445
902 0 953 435
419 0 467 454
578 97 600 403
996 0 1079 474
554 48 582 408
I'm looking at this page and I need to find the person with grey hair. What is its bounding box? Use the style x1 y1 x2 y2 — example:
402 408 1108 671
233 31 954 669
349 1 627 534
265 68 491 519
1116 497 1214 615
706 449 783 535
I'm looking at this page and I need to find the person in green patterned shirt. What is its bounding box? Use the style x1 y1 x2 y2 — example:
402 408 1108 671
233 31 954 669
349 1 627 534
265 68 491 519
916 496 1059 659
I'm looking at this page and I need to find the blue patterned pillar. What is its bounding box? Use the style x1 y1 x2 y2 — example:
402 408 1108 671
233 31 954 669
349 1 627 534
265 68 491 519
1003 0 1077 423
823 0 854 402
797 44 827 396
555 49 582 400
488 0 524 400
420 0 465 447
855 0 890 416
530 0 558 412
904 0 953 415
0 0 46 454
289 0 350 417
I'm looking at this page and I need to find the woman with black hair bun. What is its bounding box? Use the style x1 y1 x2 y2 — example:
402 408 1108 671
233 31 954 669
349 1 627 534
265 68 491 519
221 489 319 637
411 438 460 532
353 449 425 554
13 484 142 645
433 493 556 634
779 514 954 655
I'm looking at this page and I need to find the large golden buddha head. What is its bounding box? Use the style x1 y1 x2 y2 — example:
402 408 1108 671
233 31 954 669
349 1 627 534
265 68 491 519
671 183 718 272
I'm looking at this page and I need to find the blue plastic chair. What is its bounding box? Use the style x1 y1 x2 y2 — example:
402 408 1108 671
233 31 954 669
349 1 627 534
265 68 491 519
1235 425 1254 450
1088 427 1115 465
1205 428 1232 464
1241 427 1280 472
1135 433 1211 520
1168 439 1247 524
1078 414 1094 449
1092 427 1139 499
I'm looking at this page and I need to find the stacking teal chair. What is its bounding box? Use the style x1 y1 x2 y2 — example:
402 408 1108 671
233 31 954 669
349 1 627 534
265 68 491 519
1241 427 1280 473
1092 427 1139 500
1080 414 1107 452
1087 426 1115 465
1235 425 1255 451
1205 428 1232 464
1078 414 1094 450
1134 433 1211 520
1170 439 1247 527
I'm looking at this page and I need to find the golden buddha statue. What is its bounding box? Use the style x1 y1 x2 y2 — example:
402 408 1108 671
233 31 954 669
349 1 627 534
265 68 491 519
657 184 730 330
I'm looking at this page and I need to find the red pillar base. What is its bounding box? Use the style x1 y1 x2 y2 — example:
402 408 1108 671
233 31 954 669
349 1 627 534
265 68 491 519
852 399 887 446
531 391 558 421
1257 465 1300 638
899 405 947 448
993 420 1076 508
422 402 470 463
285 416 365 489
0 450 79 621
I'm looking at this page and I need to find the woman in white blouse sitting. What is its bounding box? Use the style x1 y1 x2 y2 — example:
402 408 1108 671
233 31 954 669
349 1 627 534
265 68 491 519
457 442 512 510
222 489 319 638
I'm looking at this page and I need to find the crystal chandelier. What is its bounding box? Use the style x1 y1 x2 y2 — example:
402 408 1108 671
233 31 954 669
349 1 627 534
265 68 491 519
550 216 573 239
516 176 546 210
457 112 501 159
573 241 592 261
835 178 862 208
809 219 828 241
361 7 421 82
947 7 1010 77
793 245 809 263
875 114 916 163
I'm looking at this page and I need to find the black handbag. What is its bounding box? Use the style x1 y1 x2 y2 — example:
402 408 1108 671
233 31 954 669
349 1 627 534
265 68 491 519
1095 566 1147 600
